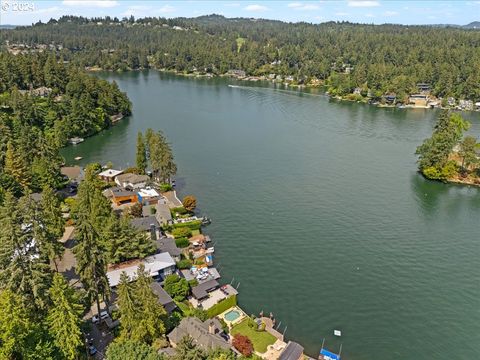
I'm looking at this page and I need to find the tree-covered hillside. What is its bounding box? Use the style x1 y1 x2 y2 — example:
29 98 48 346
2 15 480 101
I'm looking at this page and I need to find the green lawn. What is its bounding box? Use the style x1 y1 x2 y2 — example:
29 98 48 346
230 319 276 353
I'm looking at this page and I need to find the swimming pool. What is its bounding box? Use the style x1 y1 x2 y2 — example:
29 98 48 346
224 309 241 322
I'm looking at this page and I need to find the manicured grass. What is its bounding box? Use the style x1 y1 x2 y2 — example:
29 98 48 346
230 319 276 353
191 229 201 236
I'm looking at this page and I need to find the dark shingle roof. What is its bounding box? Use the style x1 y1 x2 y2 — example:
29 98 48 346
167 317 230 350
150 282 177 313
156 237 181 257
191 279 219 300
130 216 159 231
279 341 304 360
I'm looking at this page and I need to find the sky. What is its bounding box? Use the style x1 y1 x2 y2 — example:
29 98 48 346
0 0 479 26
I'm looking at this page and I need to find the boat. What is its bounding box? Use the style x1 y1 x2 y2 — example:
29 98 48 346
74 156 83 161
319 339 342 360
69 137 84 145
201 216 212 225
228 85 240 88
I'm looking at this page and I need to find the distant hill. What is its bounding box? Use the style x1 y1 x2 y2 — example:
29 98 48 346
463 21 480 29
0 25 17 29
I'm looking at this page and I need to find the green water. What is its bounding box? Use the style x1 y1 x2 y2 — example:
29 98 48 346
62 71 480 359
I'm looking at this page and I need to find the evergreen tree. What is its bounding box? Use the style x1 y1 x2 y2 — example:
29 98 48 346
136 132 147 174
40 186 65 269
0 192 52 310
4 141 31 190
47 273 84 360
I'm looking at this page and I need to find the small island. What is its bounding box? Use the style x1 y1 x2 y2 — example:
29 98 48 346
416 111 480 186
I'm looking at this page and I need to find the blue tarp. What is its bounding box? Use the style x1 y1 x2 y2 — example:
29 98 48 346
320 348 341 360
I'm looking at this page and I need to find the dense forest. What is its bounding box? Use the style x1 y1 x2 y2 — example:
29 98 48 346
2 15 480 102
0 52 131 197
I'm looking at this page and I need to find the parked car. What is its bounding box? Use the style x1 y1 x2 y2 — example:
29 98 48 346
88 345 97 356
91 311 109 324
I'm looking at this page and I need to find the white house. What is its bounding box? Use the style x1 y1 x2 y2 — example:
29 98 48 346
115 173 149 189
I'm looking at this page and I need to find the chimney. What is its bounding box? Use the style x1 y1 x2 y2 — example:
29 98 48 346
208 322 215 334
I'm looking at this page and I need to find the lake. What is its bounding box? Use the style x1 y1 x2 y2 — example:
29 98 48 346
62 71 480 360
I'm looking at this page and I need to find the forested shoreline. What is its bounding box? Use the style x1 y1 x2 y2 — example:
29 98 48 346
2 14 480 105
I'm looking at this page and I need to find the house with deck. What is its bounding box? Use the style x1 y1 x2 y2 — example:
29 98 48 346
106 253 176 288
115 173 149 189
168 317 231 351
98 169 123 182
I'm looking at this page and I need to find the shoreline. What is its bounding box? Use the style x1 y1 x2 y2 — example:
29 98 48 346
86 66 480 114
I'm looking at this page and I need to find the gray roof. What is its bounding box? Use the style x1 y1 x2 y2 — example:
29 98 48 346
116 173 149 184
191 279 219 300
130 216 159 231
168 317 230 350
156 237 182 257
155 201 172 225
279 341 304 360
150 282 177 313
107 187 137 198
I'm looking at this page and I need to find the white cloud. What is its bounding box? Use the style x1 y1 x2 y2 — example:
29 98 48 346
62 1 119 8
244 4 268 11
288 2 320 10
384 10 398 16
347 1 380 7
158 5 175 13
335 12 350 16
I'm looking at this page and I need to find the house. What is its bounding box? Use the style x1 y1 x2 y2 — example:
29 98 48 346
447 97 456 106
130 216 160 239
61 166 84 183
98 169 123 182
409 94 428 107
156 199 173 225
115 173 149 189
353 87 362 95
107 187 138 206
156 237 182 262
279 341 304 360
137 188 161 206
475 102 480 111
459 99 474 111
150 282 177 314
168 317 230 351
191 279 220 301
417 83 430 93
106 253 176 288
384 94 396 104
228 69 246 78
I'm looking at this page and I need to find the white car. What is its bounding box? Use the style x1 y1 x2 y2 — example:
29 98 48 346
92 311 109 324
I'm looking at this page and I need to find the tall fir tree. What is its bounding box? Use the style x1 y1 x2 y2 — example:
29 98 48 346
47 273 84 360
136 132 147 174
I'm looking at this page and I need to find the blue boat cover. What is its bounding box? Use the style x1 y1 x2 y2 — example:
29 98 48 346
320 349 341 360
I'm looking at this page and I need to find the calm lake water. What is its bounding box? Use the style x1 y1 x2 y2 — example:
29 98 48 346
62 71 480 360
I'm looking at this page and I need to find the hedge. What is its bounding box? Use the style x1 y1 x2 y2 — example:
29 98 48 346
207 295 237 318
176 259 192 269
175 237 190 248
172 227 192 239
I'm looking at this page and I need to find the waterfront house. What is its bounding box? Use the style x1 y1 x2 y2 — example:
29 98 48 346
168 317 230 351
156 237 182 262
155 199 173 225
228 69 246 78
447 97 456 106
98 169 123 182
408 94 428 107
137 187 162 206
106 253 176 288
279 341 304 360
191 279 220 301
130 216 160 239
384 94 396 104
458 99 474 111
106 187 138 206
115 173 149 189
475 102 480 111
353 87 362 95
150 282 177 314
